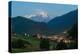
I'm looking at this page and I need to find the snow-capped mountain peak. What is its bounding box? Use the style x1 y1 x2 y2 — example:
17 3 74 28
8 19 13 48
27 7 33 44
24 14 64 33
23 11 50 22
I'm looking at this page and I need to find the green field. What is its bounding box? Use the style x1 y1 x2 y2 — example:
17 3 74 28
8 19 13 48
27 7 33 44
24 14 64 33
11 34 77 53
11 35 41 52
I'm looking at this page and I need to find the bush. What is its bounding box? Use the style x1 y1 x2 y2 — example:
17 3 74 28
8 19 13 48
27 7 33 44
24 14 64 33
40 38 50 50
11 38 31 48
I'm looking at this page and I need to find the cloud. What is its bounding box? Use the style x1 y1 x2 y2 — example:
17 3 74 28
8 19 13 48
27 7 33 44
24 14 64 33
35 9 48 18
24 9 48 18
24 14 36 18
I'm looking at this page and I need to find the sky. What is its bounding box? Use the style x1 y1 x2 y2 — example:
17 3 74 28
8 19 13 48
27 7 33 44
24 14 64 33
10 1 77 18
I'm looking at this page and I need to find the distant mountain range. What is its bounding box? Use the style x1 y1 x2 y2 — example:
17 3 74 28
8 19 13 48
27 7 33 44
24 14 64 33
11 9 78 35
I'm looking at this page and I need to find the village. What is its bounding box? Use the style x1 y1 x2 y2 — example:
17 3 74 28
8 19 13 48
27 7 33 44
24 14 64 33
12 30 75 44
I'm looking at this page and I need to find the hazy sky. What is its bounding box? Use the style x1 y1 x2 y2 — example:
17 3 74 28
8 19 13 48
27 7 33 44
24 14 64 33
11 1 77 18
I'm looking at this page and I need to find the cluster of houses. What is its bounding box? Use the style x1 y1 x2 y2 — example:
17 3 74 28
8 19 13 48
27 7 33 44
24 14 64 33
36 33 74 43
12 31 74 44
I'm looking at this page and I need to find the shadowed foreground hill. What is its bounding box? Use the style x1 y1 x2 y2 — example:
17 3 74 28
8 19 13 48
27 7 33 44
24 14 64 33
11 16 47 35
48 9 78 33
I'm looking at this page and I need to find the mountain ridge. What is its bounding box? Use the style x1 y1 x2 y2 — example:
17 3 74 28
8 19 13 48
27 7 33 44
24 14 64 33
11 9 78 35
